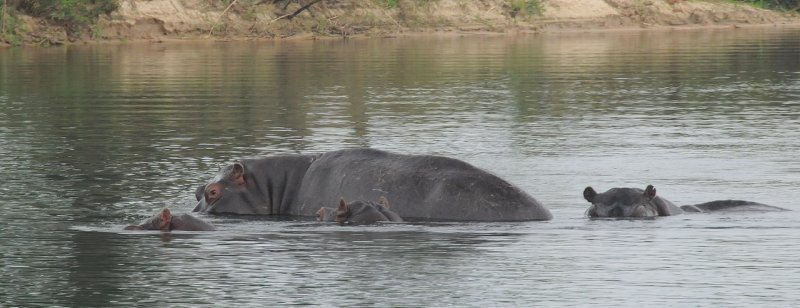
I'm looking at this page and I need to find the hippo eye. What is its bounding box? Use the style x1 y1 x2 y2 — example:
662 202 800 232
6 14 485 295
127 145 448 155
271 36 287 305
205 183 223 203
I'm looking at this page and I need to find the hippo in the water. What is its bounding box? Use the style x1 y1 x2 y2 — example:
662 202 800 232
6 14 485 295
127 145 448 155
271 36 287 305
125 208 215 231
192 148 551 221
317 196 403 225
583 185 788 218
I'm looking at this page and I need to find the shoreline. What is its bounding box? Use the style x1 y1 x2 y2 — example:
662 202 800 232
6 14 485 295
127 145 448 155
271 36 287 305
2 0 799 48
5 21 799 49
39 22 800 47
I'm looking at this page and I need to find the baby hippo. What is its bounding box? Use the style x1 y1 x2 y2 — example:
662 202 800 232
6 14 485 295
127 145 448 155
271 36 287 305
316 196 403 225
125 208 215 231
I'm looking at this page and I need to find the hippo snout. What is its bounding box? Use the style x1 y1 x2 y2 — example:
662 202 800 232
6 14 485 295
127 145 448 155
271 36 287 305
609 206 624 217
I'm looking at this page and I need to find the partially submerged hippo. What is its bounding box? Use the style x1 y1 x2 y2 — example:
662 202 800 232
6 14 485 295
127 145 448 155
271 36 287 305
125 208 215 231
193 148 551 221
583 185 787 218
317 196 403 225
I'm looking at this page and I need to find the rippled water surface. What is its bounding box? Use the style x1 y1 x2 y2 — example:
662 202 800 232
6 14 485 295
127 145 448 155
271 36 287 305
2 28 800 306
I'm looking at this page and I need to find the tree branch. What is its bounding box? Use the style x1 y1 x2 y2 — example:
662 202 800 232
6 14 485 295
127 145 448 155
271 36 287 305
208 0 240 37
270 0 323 23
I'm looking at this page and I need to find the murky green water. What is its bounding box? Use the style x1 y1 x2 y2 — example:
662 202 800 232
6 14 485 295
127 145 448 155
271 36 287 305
2 28 800 306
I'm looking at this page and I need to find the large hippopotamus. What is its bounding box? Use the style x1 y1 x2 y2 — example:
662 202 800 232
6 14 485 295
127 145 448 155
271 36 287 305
192 148 551 221
317 197 403 225
583 185 787 218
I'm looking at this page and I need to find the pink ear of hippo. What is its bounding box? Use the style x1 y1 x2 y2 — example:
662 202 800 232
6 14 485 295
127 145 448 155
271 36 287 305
233 162 246 186
378 196 390 209
337 198 348 213
159 208 172 231
336 198 350 223
644 185 657 200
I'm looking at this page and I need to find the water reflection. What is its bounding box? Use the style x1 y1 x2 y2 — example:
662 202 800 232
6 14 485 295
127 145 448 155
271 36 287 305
1 27 800 306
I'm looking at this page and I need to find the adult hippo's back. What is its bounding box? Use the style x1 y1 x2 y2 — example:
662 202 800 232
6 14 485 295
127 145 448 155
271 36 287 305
193 148 552 221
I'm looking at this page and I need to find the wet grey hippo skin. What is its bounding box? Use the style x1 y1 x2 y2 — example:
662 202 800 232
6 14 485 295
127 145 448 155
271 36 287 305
317 196 403 225
192 148 551 221
125 208 216 231
583 185 788 218
680 200 788 213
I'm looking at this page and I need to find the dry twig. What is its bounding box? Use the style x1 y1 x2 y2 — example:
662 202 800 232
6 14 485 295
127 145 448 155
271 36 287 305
209 0 240 37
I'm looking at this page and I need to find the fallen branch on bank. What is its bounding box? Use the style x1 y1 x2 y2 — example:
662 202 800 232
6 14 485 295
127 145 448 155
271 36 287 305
209 0 240 37
270 0 323 23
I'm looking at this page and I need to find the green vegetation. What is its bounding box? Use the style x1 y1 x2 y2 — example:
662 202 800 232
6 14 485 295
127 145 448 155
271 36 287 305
654 0 800 11
1 0 17 45
1 0 118 44
378 0 399 9
17 0 117 27
509 0 544 17
736 0 799 10
4 0 117 34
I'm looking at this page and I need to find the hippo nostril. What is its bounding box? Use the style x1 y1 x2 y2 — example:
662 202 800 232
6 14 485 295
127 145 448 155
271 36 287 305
609 206 623 217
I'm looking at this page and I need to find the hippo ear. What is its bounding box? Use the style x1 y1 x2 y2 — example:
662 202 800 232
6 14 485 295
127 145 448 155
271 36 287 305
315 207 326 221
336 198 350 223
378 196 390 209
583 187 597 202
337 198 348 213
644 185 657 200
159 208 172 232
232 162 246 186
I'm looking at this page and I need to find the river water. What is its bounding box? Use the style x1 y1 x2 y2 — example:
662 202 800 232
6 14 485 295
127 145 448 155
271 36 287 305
2 27 800 306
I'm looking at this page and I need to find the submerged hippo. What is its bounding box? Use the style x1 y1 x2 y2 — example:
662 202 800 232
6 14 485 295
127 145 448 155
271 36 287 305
193 148 551 221
583 185 787 218
317 196 403 225
125 208 215 231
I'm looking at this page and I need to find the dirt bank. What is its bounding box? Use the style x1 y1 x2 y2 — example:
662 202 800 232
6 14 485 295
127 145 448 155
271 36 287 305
5 0 800 45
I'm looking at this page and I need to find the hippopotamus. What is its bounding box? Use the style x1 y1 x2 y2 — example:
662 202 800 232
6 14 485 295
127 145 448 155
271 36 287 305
583 185 788 218
317 196 403 225
192 148 551 221
125 208 215 231
371 196 403 222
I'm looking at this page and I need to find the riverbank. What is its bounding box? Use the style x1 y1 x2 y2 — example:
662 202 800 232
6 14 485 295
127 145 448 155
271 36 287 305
2 0 799 46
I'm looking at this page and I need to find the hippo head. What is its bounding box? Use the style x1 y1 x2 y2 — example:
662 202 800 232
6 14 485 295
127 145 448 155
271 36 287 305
124 208 172 231
583 185 660 218
318 197 402 225
334 198 391 225
192 162 268 215
125 208 215 231
316 206 336 222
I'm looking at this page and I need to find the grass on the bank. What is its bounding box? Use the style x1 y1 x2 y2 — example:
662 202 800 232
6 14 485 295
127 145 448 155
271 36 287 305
13 0 117 27
1 0 117 44
726 0 799 10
